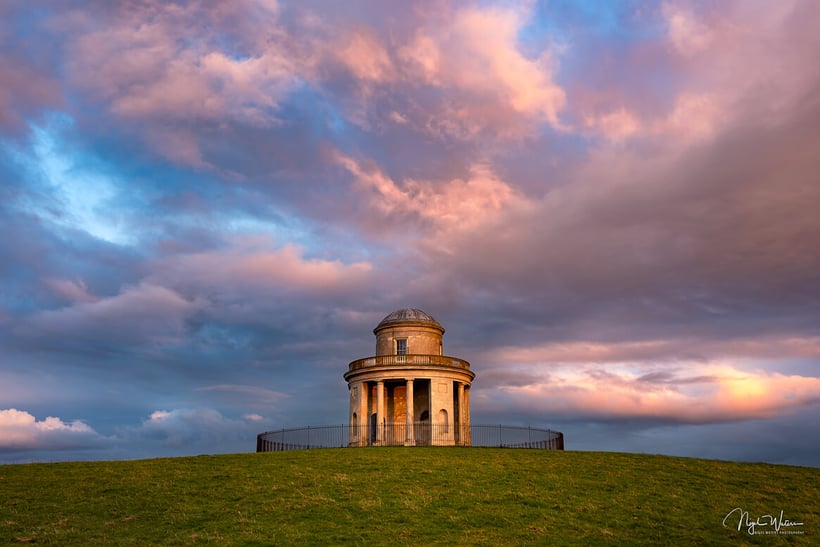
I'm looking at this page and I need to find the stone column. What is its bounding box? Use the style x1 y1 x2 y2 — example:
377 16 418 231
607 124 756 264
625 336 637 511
359 381 369 447
405 378 415 446
457 382 465 445
376 380 384 445
464 385 471 445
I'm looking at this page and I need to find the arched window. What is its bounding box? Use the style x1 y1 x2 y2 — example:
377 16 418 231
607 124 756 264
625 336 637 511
438 409 448 433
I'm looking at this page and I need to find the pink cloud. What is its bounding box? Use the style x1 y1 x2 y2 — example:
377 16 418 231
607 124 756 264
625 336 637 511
398 4 566 136
336 152 525 236
0 57 64 131
661 1 820 126
147 128 207 167
42 278 97 303
66 7 295 125
303 3 567 139
663 3 714 57
150 241 372 296
573 1 819 145
487 336 820 365
47 0 572 158
582 93 723 144
584 108 641 143
476 333 820 428
652 92 723 141
0 409 103 450
448 7 565 123
336 31 395 83
479 364 820 424
57 0 295 165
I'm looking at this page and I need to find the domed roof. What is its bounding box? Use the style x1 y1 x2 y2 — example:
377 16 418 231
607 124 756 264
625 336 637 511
375 308 443 331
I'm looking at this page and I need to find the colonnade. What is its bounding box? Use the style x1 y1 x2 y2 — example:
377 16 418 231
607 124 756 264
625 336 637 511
350 377 471 446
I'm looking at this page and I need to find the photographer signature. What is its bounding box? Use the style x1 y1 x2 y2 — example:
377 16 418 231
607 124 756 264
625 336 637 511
723 507 804 536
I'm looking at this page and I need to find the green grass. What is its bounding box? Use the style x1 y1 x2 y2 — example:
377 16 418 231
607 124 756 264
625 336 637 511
1 449 818 545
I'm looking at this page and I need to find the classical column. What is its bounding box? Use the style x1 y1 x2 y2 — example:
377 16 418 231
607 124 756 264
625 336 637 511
359 381 369 447
405 378 415 446
464 385 471 445
457 382 465 445
376 380 385 445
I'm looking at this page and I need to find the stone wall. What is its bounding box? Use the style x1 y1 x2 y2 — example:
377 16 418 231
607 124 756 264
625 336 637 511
375 324 443 356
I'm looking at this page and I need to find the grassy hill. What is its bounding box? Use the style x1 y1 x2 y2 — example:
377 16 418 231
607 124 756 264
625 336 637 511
1 448 817 545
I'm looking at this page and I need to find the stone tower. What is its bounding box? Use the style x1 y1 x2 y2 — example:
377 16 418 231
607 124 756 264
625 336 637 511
344 308 475 446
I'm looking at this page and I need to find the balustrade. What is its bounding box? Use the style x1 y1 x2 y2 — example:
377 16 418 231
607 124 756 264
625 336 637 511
348 354 471 372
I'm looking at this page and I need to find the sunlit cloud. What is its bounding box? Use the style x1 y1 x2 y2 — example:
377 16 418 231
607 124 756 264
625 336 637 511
335 151 526 236
0 409 105 451
584 108 641 142
663 3 713 56
398 3 567 137
1 0 818 466
487 337 820 364
479 364 820 424
336 31 395 84
149 240 373 295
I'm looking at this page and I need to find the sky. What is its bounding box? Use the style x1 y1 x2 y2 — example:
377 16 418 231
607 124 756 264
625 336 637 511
1 0 819 467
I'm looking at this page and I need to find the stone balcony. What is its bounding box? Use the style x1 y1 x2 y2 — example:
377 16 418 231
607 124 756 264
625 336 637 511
347 354 472 373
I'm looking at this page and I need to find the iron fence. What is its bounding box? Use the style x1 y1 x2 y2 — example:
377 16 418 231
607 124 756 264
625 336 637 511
257 423 563 452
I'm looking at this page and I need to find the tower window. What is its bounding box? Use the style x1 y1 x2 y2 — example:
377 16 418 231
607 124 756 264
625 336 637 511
396 339 407 355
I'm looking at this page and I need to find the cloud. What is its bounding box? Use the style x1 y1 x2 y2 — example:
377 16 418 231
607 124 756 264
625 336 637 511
574 1 820 144
57 0 296 165
0 407 267 461
663 3 714 57
2 1 819 466
336 31 394 83
149 241 373 298
42 277 98 303
64 0 292 125
0 2 64 133
418 76 820 340
0 409 105 451
476 364 820 425
399 5 566 134
336 152 526 237
0 57 64 133
122 408 260 449
15 283 204 350
664 0 820 127
194 384 289 407
487 337 820 365
303 2 567 139
584 108 640 143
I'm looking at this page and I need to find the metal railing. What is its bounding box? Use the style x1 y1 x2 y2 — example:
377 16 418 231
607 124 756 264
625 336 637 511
256 424 563 452
347 354 471 372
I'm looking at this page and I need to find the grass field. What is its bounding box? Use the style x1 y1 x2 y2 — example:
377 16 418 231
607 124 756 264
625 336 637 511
1 448 818 545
